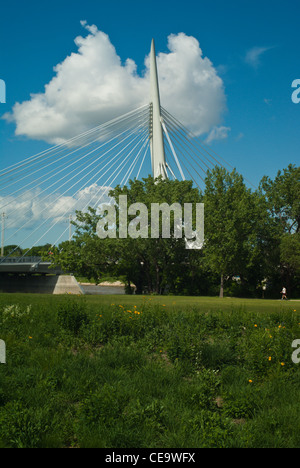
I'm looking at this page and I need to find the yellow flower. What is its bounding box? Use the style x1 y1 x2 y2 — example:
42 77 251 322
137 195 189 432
254 324 258 328
248 380 253 383
119 305 124 308
268 356 272 361
29 336 32 339
281 362 285 366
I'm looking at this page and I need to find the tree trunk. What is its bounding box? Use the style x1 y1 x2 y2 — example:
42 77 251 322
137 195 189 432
219 274 224 298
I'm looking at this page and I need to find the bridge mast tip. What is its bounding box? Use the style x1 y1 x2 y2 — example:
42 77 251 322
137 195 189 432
149 38 167 180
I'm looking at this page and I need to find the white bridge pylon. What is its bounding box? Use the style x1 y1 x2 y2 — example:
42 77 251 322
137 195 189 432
150 39 185 181
149 38 167 180
0 39 231 255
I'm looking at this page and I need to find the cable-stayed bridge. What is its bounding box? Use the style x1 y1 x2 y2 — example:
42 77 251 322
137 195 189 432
0 40 232 293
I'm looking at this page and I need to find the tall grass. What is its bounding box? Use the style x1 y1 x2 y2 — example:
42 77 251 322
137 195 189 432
0 294 299 448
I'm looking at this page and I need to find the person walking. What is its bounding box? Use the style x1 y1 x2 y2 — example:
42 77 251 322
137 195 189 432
281 287 287 300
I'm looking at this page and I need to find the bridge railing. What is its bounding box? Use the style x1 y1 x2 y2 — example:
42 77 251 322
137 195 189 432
0 257 44 264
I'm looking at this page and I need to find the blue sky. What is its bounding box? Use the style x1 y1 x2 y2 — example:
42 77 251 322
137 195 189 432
0 0 299 247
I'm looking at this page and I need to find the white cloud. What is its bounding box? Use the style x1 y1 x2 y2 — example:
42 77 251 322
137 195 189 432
205 125 231 144
4 23 227 144
0 184 113 231
244 46 272 68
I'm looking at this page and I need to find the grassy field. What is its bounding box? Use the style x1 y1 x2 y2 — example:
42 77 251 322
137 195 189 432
0 293 299 448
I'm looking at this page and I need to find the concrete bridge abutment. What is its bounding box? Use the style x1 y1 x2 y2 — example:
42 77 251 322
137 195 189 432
0 274 84 295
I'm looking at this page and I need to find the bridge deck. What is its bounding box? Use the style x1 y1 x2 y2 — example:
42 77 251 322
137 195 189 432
0 257 63 275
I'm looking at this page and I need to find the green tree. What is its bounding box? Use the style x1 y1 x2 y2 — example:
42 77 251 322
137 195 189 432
260 164 300 296
50 217 120 283
260 164 300 234
23 244 52 257
203 166 269 297
280 232 300 272
108 176 203 294
53 176 203 294
3 245 23 257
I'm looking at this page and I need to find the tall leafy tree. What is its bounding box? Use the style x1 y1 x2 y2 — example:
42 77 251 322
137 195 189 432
203 166 268 297
108 175 203 294
53 176 203 294
260 164 300 296
260 164 299 234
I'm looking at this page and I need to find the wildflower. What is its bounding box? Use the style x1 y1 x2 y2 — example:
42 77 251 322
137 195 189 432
119 305 124 308
281 362 285 366
254 324 258 328
268 356 272 361
29 336 32 339
249 380 253 383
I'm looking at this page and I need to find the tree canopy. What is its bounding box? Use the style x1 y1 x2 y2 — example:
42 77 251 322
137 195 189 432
50 165 300 298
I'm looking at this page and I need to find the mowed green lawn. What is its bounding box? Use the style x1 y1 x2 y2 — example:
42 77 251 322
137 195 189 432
0 292 296 313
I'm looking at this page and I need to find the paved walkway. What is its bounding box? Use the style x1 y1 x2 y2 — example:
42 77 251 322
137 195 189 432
80 284 125 295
